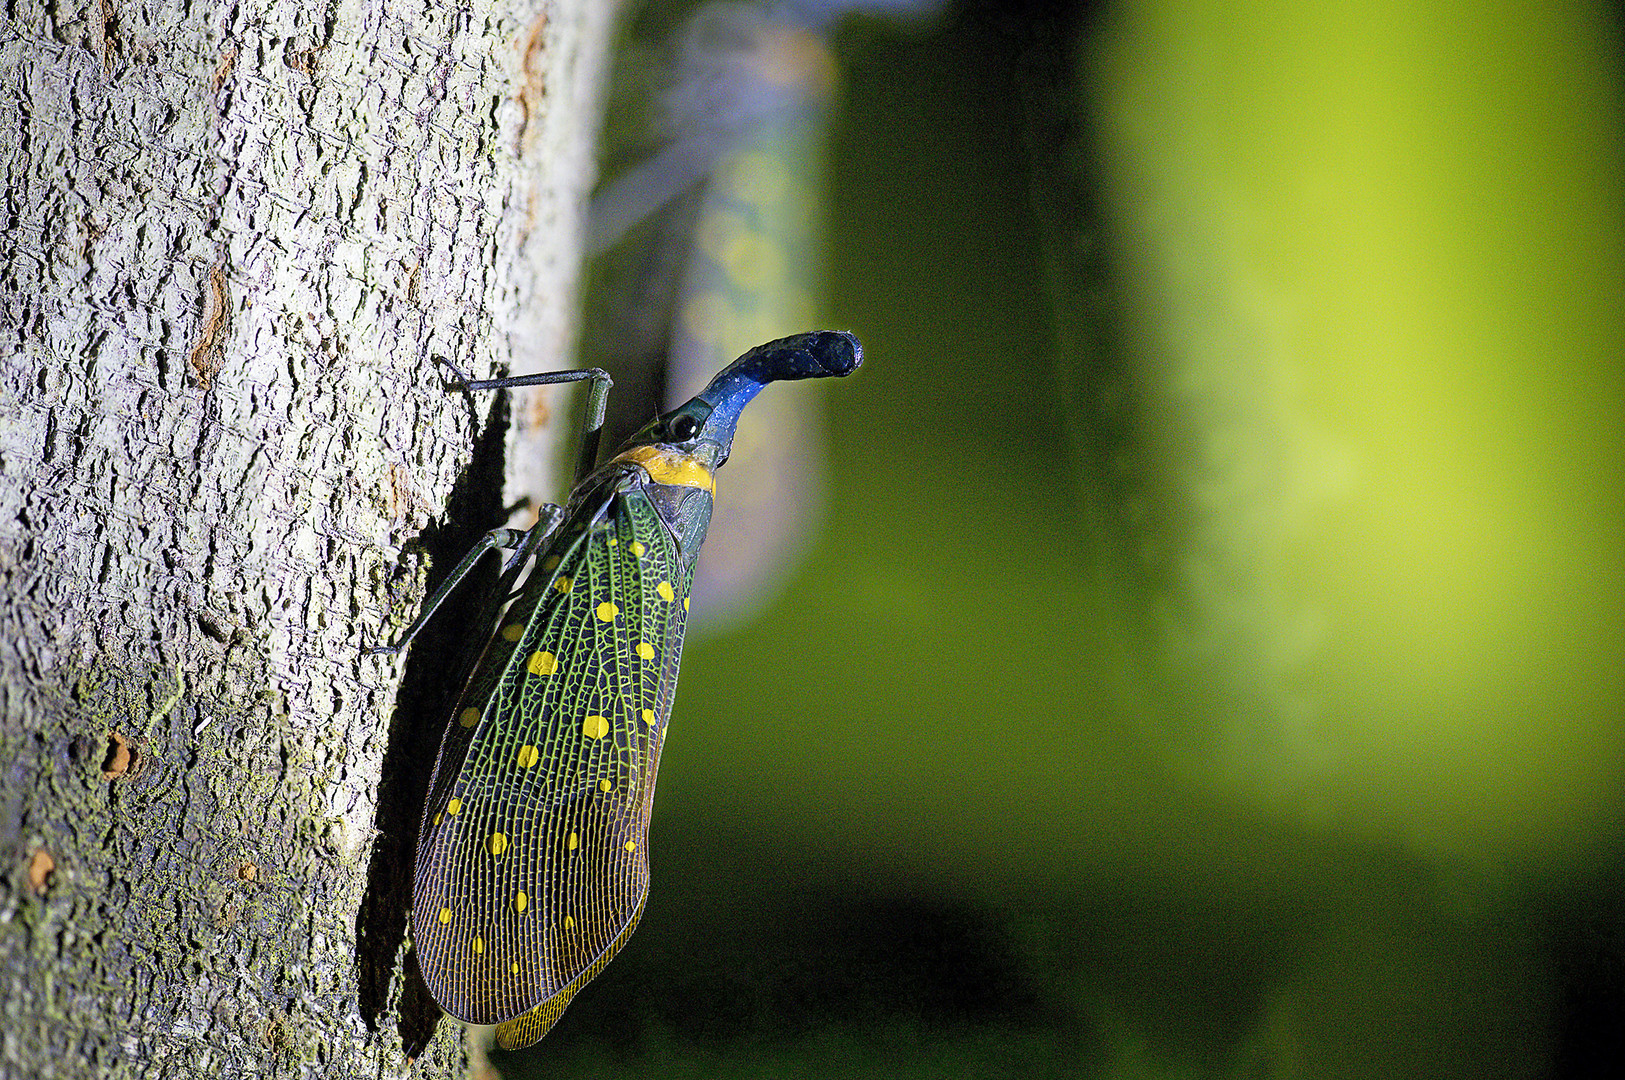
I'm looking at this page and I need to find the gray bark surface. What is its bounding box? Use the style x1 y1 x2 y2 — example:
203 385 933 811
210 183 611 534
0 0 616 1074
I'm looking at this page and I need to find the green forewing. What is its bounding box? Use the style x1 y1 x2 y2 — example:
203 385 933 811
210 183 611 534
412 470 698 1044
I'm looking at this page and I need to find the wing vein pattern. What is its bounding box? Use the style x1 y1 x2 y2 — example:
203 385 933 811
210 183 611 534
412 472 692 1041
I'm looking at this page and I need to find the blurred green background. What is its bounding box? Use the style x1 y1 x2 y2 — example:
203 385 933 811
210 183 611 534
497 0 1624 1075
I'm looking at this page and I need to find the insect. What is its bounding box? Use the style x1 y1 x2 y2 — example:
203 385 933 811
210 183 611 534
588 2 851 628
372 330 862 1048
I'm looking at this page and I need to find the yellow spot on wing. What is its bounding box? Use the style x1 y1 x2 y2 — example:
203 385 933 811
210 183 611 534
517 745 540 768
629 540 647 557
527 651 556 676
501 623 523 642
656 581 674 602
489 832 509 856
568 831 578 850
438 907 452 924
583 715 609 740
599 778 612 792
636 642 655 660
447 798 462 816
473 937 484 954
554 576 572 593
511 961 520 974
683 597 690 611
624 840 637 853
640 708 654 724
563 915 574 930
596 601 618 622
514 891 528 914
458 707 480 728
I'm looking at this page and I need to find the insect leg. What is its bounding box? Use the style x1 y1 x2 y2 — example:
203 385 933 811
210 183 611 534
440 363 614 487
368 495 571 656
493 502 566 602
365 527 529 656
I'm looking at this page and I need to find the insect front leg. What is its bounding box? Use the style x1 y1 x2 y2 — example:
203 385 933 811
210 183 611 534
370 360 612 657
437 360 613 486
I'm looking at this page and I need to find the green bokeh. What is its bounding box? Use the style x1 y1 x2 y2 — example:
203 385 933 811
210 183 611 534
1093 0 1625 863
497 1 1622 1075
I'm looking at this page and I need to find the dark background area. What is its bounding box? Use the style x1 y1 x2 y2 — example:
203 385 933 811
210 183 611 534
492 1 1625 1075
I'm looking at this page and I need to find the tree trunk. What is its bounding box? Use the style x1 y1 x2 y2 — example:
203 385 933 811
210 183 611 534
0 0 617 1074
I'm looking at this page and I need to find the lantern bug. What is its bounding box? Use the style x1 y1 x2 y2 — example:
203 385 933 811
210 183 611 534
370 330 862 1049
589 1 861 629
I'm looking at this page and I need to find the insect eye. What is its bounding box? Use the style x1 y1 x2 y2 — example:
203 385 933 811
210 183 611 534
667 414 699 442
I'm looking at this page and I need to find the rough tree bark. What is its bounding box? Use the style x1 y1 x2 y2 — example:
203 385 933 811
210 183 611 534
0 0 617 1074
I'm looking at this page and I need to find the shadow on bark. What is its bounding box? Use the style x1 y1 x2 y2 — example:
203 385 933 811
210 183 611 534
353 381 515 1052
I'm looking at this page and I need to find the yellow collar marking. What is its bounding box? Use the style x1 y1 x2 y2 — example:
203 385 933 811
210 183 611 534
613 445 715 492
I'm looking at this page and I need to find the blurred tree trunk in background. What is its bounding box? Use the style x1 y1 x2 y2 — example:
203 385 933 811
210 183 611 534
0 0 616 1075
